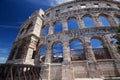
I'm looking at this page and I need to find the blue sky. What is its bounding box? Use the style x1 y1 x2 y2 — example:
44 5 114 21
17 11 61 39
0 0 73 63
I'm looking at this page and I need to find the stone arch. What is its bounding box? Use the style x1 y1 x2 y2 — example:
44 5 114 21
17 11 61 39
69 38 86 61
53 21 63 34
98 13 111 26
67 16 79 30
67 16 77 20
82 14 95 28
90 36 111 59
81 14 93 19
69 38 84 44
52 41 63 63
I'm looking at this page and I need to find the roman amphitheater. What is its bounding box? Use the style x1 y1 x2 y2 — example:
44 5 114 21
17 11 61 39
0 0 120 80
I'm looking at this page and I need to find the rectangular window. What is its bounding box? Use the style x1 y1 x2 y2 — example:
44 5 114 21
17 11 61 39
94 3 99 7
107 4 111 8
46 13 50 18
81 4 86 8
32 51 36 59
55 9 60 15
67 6 73 11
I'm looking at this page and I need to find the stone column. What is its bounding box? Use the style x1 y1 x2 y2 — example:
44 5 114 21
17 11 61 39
77 15 85 29
25 37 38 64
62 19 68 31
41 43 52 80
103 35 120 75
62 41 74 80
45 43 52 63
107 16 117 26
84 37 96 62
48 22 54 35
63 41 71 62
103 35 120 59
84 37 99 78
92 16 103 27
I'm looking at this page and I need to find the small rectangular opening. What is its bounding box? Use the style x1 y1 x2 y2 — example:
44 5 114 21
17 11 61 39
67 6 73 11
81 4 86 8
94 3 99 7
46 13 50 18
55 9 60 14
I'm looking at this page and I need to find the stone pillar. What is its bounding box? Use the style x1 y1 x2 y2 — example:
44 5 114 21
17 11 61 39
45 43 52 63
77 15 85 29
103 35 120 75
107 16 117 26
84 37 99 78
103 35 120 59
84 37 96 62
48 22 54 35
25 37 38 64
63 41 71 62
40 43 52 80
92 16 103 27
62 41 74 80
62 19 68 31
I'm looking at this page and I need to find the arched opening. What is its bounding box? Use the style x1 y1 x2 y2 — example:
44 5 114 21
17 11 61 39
91 38 111 60
114 15 120 25
68 18 79 30
83 16 95 28
52 42 63 63
111 37 120 54
99 15 111 26
41 25 49 36
54 22 63 34
39 45 46 62
70 39 86 61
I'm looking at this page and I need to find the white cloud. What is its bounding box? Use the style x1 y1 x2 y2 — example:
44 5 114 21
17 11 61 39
48 0 73 6
27 0 73 6
0 57 7 63
0 25 19 29
0 48 8 53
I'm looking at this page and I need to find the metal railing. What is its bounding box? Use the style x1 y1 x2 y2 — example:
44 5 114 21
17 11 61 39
0 64 41 80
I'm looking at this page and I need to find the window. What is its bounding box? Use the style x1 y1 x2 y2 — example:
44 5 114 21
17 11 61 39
107 4 111 8
94 3 99 7
55 9 60 15
83 16 95 28
46 13 50 18
41 26 49 36
52 43 63 63
91 38 111 59
67 6 73 11
39 46 46 62
70 39 86 61
68 18 79 30
54 22 62 34
32 51 36 59
81 4 86 8
99 16 111 26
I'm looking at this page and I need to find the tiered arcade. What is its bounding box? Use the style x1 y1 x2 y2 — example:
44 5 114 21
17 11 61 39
2 0 120 80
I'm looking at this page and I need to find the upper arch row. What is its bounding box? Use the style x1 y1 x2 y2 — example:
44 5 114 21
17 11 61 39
45 0 120 19
41 13 120 36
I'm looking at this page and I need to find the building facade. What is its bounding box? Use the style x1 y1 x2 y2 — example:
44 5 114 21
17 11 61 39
3 0 120 80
